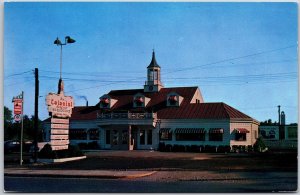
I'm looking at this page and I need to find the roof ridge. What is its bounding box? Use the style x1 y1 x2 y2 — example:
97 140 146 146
221 102 231 119
162 86 198 89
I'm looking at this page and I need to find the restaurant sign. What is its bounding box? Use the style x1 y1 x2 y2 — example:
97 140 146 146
46 93 74 118
46 81 74 150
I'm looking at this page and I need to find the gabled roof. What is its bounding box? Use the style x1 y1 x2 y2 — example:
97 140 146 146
46 86 255 122
107 87 199 112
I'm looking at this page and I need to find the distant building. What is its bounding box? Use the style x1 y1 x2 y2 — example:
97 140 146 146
43 51 259 150
259 122 297 150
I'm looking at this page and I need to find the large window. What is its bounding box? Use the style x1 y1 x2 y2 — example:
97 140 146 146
209 133 223 141
89 129 99 140
147 130 152 145
112 130 119 145
140 130 145 145
154 70 158 80
69 129 87 140
209 128 223 141
176 133 205 141
122 130 128 144
148 70 153 81
106 130 110 144
235 133 246 141
159 131 172 141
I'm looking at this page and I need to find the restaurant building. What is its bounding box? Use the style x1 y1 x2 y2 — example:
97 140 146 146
43 51 260 150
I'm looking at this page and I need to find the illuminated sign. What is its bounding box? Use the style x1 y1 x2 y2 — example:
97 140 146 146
46 93 74 118
46 80 74 150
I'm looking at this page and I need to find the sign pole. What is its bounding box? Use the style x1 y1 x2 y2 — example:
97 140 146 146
20 91 24 166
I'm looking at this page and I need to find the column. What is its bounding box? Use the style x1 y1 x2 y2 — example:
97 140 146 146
128 125 132 150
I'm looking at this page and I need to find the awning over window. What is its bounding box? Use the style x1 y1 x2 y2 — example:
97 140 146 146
159 128 172 133
89 129 99 134
175 128 205 134
70 130 87 134
235 128 250 133
209 128 224 134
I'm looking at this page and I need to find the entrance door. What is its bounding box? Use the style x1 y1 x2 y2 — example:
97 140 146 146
111 129 130 150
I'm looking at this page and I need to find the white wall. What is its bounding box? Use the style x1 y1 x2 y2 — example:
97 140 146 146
230 122 257 146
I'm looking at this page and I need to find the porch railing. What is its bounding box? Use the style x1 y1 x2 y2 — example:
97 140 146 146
97 112 157 120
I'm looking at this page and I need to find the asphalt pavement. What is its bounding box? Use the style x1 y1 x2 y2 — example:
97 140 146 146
4 150 298 192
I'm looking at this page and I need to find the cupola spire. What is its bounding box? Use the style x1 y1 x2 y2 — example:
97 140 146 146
147 50 160 68
144 50 163 92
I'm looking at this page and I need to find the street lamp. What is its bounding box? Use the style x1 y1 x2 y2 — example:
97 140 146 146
54 36 76 94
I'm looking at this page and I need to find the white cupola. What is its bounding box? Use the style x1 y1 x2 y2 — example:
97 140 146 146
144 50 163 92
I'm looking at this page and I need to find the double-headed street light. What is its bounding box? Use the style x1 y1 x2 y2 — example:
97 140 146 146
54 36 76 93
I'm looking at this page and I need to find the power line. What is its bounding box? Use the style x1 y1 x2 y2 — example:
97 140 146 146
163 44 297 75
201 58 298 69
37 44 298 93
4 70 33 79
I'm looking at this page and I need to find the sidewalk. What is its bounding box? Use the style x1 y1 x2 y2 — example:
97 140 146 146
4 167 157 179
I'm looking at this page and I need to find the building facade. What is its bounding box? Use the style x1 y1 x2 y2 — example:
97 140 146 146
43 51 259 150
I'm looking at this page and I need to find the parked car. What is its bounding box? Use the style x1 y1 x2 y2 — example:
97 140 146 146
4 140 33 153
4 140 20 153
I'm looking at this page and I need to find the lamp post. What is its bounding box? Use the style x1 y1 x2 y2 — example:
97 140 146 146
54 36 76 94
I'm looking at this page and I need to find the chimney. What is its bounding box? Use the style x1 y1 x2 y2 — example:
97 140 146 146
86 100 88 107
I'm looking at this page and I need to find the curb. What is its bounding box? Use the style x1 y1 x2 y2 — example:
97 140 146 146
4 171 157 179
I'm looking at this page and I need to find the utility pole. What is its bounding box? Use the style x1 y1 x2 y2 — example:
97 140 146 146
34 68 39 162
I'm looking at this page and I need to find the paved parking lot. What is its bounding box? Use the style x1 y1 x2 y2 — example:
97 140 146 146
4 150 298 192
6 150 296 172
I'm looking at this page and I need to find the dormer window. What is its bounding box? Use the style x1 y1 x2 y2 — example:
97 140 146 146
133 93 150 108
168 95 178 106
167 92 183 107
99 95 117 109
134 96 144 107
100 97 110 108
100 97 109 104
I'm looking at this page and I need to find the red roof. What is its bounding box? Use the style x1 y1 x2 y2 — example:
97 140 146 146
44 87 254 121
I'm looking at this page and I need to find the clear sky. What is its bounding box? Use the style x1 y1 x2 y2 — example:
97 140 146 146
4 2 298 123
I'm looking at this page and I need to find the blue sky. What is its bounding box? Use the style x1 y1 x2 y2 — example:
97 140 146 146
4 2 298 123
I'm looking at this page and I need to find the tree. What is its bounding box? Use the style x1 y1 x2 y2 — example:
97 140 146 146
4 106 44 141
4 106 13 123
260 119 278 125
4 106 15 140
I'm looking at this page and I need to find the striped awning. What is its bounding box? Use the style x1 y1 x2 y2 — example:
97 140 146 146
209 128 224 134
89 129 99 134
174 128 205 134
70 130 87 134
235 128 249 133
159 128 172 133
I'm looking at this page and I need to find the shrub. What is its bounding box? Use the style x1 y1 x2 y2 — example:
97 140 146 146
254 137 267 152
68 144 84 157
186 145 191 152
172 144 180 152
38 144 57 159
189 145 199 152
165 144 172 152
248 145 254 152
158 142 166 152
87 141 100 149
178 145 185 152
78 143 87 150
38 144 84 159
204 145 216 153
